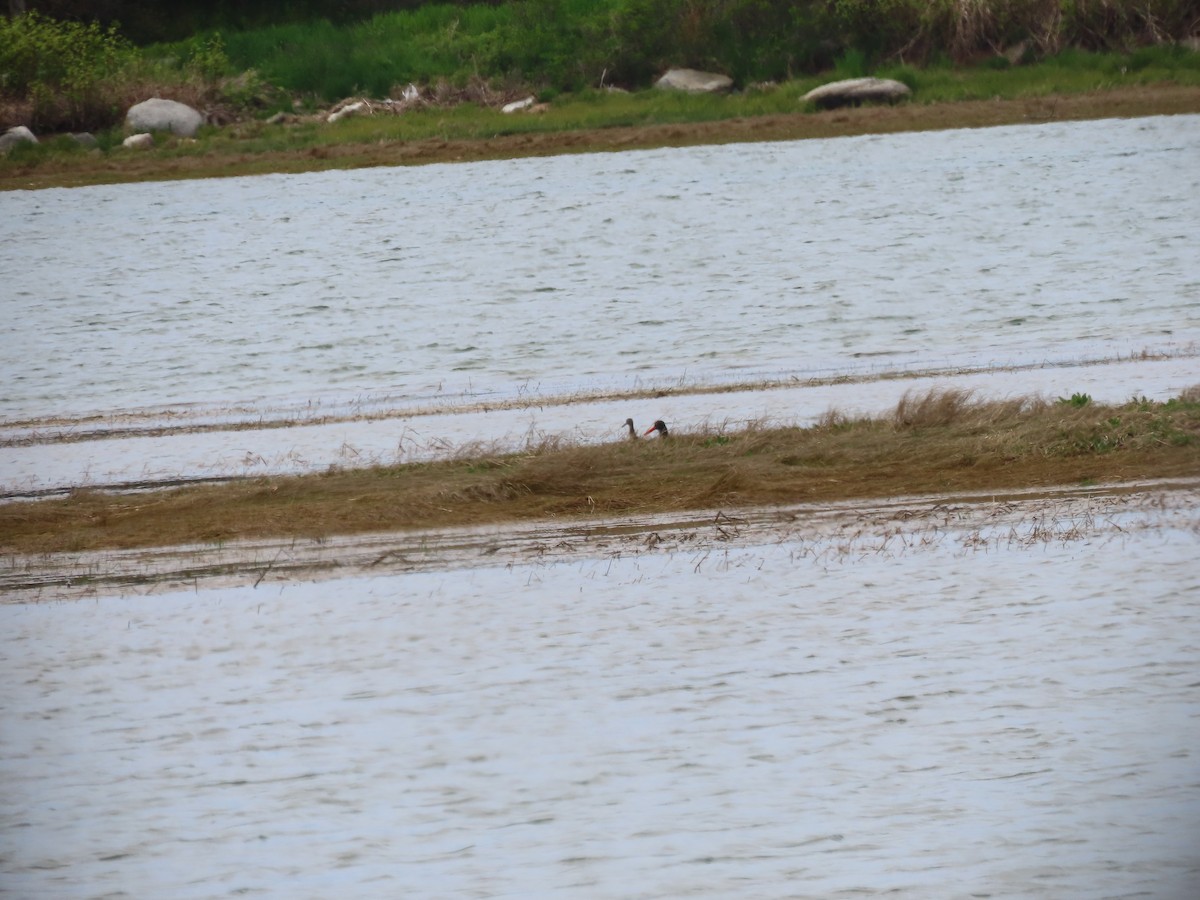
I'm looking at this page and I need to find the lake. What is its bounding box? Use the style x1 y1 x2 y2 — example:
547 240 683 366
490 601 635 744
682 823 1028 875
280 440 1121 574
1 115 1199 898
1 115 1197 424
2 485 1198 898
1 114 1198 496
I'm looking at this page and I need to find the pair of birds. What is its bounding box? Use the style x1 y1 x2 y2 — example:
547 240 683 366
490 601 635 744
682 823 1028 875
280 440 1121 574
624 418 669 439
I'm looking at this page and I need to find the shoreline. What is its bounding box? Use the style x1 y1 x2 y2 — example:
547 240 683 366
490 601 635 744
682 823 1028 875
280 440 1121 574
3 94 1197 558
3 84 1199 191
4 477 1196 601
3 388 1198 556
4 352 1199 503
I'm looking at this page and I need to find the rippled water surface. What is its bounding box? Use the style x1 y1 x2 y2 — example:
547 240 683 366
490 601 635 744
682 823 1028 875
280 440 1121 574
2 117 1199 898
2 115 1198 423
2 489 1199 898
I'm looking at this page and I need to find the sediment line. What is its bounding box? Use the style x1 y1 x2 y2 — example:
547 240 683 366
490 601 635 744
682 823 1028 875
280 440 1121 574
3 348 1193 449
4 480 1195 603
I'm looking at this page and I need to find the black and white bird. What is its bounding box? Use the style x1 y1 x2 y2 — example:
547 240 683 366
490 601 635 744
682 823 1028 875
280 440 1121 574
643 419 669 438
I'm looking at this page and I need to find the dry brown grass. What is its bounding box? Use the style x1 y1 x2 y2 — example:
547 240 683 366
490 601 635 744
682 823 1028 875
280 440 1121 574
2 390 1198 555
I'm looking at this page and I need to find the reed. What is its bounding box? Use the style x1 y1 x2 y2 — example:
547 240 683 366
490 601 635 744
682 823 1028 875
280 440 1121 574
2 389 1196 555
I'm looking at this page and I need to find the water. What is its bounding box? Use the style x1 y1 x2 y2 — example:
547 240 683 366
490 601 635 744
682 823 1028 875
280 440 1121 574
3 115 1198 495
2 489 1198 898
2 116 1198 425
2 117 1200 898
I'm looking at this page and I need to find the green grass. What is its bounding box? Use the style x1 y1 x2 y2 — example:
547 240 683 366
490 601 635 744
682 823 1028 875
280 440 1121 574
1059 392 1094 408
6 0 1200 140
213 6 513 98
4 33 1199 191
166 1 1200 102
122 46 1200 149
878 45 1200 104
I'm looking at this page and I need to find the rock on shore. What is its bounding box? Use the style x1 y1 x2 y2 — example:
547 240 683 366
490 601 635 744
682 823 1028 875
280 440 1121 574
125 99 204 137
803 78 912 110
654 68 734 94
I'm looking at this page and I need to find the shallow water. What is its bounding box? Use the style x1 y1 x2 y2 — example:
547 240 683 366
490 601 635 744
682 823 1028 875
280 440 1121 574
2 487 1198 898
2 115 1198 425
3 353 1198 498
2 118 1199 898
2 115 1199 496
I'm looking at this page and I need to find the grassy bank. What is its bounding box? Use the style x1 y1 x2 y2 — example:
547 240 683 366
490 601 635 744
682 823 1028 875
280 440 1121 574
3 3 1200 190
3 81 1199 191
10 0 1200 119
3 390 1198 555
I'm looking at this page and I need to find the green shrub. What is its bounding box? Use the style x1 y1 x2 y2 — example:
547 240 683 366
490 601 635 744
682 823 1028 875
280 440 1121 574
0 11 135 130
1059 392 1093 408
7 0 1200 126
212 7 514 99
490 0 618 91
607 0 838 87
833 48 869 78
186 32 234 82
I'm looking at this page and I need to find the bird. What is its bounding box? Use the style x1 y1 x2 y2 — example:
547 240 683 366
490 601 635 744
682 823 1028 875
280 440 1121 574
623 417 639 439
643 419 669 438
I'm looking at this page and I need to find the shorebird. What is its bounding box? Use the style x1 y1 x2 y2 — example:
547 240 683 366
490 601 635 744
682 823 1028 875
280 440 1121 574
623 418 639 439
643 419 669 438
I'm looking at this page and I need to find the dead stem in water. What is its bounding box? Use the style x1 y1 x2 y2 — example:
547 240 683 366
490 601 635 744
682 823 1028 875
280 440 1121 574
2 390 1198 554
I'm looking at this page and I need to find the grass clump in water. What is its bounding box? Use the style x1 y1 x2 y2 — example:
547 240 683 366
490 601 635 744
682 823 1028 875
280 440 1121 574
1 388 1198 556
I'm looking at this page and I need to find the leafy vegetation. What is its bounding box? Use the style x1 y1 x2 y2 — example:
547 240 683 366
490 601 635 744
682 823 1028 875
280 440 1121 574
1059 392 1094 408
163 0 1200 97
4 1 1199 135
0 10 134 130
0 10 288 130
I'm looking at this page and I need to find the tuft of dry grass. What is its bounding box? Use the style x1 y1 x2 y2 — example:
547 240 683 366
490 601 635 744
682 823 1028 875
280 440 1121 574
1 390 1197 555
892 388 1048 430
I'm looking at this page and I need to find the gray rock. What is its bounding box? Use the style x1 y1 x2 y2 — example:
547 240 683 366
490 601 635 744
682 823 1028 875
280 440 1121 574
0 125 38 154
126 98 204 137
122 133 155 150
654 68 734 94
71 132 98 148
802 77 911 110
502 96 536 114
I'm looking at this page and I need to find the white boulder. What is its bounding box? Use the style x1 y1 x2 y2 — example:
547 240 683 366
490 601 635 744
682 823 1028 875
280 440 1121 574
802 77 911 110
654 68 734 94
0 126 38 154
502 96 536 114
122 133 155 150
126 98 204 137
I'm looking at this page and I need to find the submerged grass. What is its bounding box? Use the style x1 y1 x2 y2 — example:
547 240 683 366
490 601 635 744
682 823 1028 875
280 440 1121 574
2 390 1197 555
